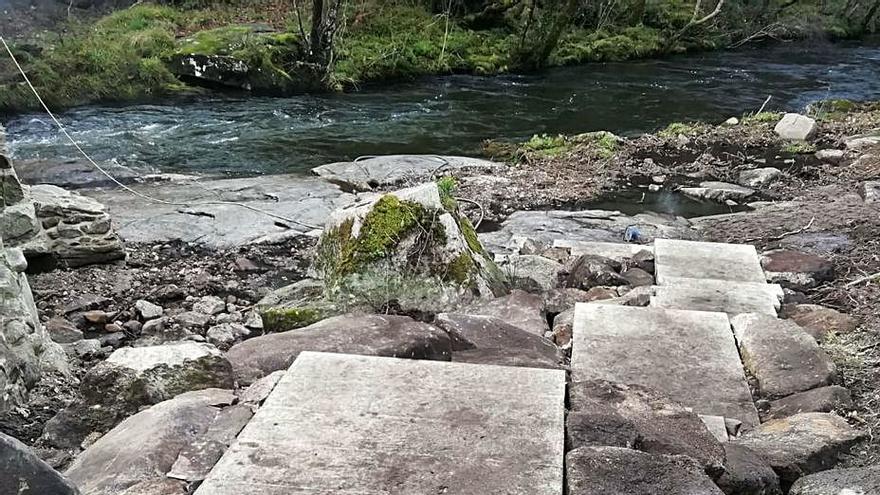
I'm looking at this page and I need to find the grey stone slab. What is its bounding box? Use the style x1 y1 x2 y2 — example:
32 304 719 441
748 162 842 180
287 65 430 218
195 352 565 495
551 240 652 261
650 278 782 316
654 239 766 284
571 304 759 426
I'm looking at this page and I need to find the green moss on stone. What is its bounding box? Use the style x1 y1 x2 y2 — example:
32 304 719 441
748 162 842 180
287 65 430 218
782 142 817 154
459 216 484 255
445 253 476 285
437 176 458 212
262 306 324 332
742 111 783 125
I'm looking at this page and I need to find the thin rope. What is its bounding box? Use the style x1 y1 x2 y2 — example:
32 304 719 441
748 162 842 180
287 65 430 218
0 35 320 231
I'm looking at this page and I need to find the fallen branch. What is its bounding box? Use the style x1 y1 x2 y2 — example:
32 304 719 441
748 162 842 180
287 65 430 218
846 272 880 287
743 216 814 243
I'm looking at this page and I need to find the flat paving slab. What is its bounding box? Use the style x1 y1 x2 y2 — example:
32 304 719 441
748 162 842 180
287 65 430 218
655 239 766 284
551 240 652 261
651 278 782 316
571 305 759 426
195 352 566 495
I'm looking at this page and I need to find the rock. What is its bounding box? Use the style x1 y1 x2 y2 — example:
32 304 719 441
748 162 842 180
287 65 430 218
233 256 261 272
543 287 596 314
98 331 126 348
631 249 656 273
762 249 835 290
715 443 782 495
226 314 452 385
739 168 783 188
243 311 263 330
844 133 880 151
782 304 860 341
814 149 846 164
566 446 724 495
766 386 853 420
122 320 142 334
568 380 726 475
64 388 235 495
193 295 227 315
61 338 103 360
206 323 250 350
731 313 836 398
433 313 560 369
141 316 169 334
45 317 84 344
562 254 628 290
82 310 111 324
860 181 880 203
466 289 548 336
498 254 562 292
135 299 164 320
620 267 654 287
551 308 575 346
238 370 284 405
789 465 880 495
775 113 817 140
0 431 80 495
5 246 27 272
13 157 141 189
724 117 740 125
167 404 253 483
680 182 756 202
779 232 851 255
736 413 866 485
315 183 505 300
174 311 212 328
311 155 504 192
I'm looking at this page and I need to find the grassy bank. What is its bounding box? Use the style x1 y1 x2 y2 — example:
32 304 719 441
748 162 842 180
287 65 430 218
1 0 877 113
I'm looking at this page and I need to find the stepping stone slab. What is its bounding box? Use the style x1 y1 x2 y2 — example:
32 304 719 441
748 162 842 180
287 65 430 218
766 386 853 420
466 289 548 336
782 304 860 341
735 412 866 486
731 313 836 398
715 443 782 495
654 239 766 284
571 304 759 426
433 313 560 369
651 278 782 316
565 446 724 495
789 465 880 495
195 352 566 494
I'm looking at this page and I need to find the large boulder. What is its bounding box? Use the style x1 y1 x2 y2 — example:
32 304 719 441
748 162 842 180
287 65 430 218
566 446 724 495
497 254 562 292
64 388 236 495
731 313 836 398
561 254 628 289
761 250 834 291
735 413 866 485
0 431 80 495
433 313 560 369
775 113 817 141
226 314 452 385
715 443 782 495
789 465 880 495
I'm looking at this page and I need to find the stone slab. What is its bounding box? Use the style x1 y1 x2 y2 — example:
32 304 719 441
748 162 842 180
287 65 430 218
195 352 566 494
571 304 759 426
551 240 652 261
651 278 782 316
654 239 766 284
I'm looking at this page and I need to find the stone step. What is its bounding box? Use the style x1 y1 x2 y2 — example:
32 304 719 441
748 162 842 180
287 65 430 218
651 278 783 316
552 239 652 261
655 239 766 284
571 304 759 426
195 352 566 494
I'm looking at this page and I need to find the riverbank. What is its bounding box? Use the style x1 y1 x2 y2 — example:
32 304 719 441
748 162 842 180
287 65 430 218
1 1 878 114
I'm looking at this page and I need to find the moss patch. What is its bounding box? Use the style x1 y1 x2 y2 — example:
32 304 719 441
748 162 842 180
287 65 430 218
782 141 818 154
445 252 476 284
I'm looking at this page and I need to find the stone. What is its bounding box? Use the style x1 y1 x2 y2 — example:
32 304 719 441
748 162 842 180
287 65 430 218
167 404 253 482
45 317 84 343
196 352 564 494
552 239 652 262
815 149 846 164
0 431 80 495
98 331 126 348
551 308 575 346
860 181 880 203
498 254 562 292
141 316 169 334
65 388 235 495
571 305 759 426
775 113 817 140
762 249 835 290
680 181 756 202
736 413 866 485
715 443 782 495
243 311 263 330
175 311 212 328
226 314 453 385
651 278 782 316
783 304 860 341
206 323 250 350
621 267 654 287
562 254 628 289
844 133 880 151
654 239 766 284
731 313 836 398
467 289 548 336
122 320 143 334
311 155 504 192
543 287 599 314
739 168 783 188
233 256 262 272
433 313 560 369
568 380 726 475
135 299 164 320
238 370 284 405
5 246 27 272
789 465 880 495
82 310 111 324
724 117 740 125
61 338 103 359
566 446 724 495
193 295 227 315
779 232 851 254
766 386 853 420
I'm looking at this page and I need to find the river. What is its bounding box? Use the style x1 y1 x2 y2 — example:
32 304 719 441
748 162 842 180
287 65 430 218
4 39 880 176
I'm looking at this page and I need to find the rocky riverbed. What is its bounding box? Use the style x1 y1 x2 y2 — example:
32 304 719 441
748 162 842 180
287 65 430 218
2 103 880 494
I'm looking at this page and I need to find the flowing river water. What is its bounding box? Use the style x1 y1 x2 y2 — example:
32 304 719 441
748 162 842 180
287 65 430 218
4 39 880 177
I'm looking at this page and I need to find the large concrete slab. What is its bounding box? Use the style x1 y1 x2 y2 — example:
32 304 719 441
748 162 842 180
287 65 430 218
552 240 652 261
195 352 566 494
651 278 783 316
571 305 759 426
654 239 766 284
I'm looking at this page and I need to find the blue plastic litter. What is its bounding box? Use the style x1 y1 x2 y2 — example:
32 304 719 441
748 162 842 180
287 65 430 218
624 226 641 243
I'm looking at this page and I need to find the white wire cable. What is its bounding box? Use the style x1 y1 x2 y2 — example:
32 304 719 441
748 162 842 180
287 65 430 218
0 35 320 231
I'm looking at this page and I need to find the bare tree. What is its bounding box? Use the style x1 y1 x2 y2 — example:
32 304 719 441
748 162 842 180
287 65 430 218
670 0 726 44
